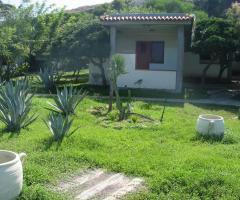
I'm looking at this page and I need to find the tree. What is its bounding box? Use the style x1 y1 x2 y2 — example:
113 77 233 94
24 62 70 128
227 3 240 63
79 20 110 86
193 0 232 17
106 54 155 121
27 10 65 71
112 0 133 11
107 54 126 113
142 0 207 19
0 7 29 81
107 54 129 120
227 3 240 29
14 2 65 71
192 18 238 85
51 15 110 85
145 0 194 13
112 0 126 11
0 0 64 80
0 0 14 18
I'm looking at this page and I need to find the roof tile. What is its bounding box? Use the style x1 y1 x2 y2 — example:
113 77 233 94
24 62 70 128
100 13 194 23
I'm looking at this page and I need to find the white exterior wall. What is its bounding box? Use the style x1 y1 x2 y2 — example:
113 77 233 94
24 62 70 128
118 54 176 89
116 26 179 90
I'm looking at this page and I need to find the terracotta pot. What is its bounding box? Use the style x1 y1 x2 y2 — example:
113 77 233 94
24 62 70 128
196 114 224 137
0 150 26 200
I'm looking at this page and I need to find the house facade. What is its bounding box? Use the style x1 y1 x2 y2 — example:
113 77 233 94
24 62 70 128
89 13 239 92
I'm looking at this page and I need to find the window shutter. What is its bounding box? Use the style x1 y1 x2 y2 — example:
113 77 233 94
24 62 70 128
136 41 151 70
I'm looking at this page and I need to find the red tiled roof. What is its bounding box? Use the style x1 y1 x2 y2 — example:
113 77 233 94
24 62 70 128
100 13 194 23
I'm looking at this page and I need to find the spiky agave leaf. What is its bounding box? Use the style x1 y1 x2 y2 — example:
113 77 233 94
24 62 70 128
38 67 55 92
0 80 38 132
44 113 79 142
47 86 87 115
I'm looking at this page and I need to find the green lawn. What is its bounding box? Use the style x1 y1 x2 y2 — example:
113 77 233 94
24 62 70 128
1 97 240 199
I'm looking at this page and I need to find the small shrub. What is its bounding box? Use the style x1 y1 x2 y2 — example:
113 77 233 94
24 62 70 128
140 103 152 110
47 86 87 115
131 115 138 123
44 113 79 142
221 128 238 144
0 80 37 132
108 110 119 121
89 106 106 117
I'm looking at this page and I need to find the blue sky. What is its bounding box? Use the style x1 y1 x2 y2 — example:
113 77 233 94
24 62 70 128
3 0 113 9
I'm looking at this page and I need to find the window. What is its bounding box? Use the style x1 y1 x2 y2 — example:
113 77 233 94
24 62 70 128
151 42 164 64
136 41 164 70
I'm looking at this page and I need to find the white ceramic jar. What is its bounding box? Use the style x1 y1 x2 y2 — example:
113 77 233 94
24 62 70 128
196 114 224 137
0 150 26 200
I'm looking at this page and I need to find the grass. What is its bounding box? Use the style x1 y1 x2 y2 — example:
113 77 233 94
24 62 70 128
0 96 240 199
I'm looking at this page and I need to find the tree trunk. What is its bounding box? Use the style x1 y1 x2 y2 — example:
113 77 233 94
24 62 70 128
99 62 107 86
227 62 232 81
201 63 212 86
114 83 121 111
0 57 3 67
108 83 113 112
99 59 107 86
5 65 11 81
90 58 107 86
227 53 233 81
218 64 228 81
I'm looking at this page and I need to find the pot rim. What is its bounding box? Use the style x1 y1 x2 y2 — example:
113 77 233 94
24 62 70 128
199 114 224 121
0 150 19 167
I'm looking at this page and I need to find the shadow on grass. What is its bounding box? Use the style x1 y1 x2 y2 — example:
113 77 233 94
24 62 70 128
191 103 238 115
43 138 62 151
191 132 238 145
0 129 5 138
0 128 21 139
91 97 184 109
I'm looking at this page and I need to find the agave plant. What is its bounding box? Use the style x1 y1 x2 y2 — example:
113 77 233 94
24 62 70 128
44 113 79 142
0 80 38 132
38 67 56 92
47 86 87 115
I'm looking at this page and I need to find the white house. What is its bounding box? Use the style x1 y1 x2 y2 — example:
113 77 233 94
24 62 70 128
89 13 239 92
